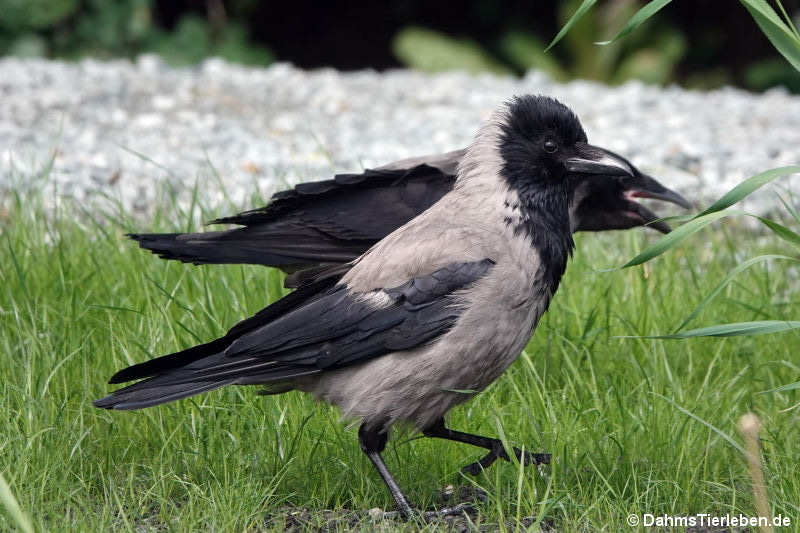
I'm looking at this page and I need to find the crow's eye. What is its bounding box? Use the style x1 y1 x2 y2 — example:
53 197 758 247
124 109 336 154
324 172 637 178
543 140 558 153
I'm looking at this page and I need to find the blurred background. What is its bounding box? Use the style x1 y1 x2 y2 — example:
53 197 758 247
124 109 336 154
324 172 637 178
1 0 799 93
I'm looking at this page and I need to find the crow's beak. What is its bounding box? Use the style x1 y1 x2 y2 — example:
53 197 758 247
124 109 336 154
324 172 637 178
565 143 635 178
623 172 692 209
620 172 692 233
569 147 692 234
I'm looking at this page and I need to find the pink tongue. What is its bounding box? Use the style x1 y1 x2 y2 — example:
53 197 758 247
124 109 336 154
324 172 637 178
626 189 655 200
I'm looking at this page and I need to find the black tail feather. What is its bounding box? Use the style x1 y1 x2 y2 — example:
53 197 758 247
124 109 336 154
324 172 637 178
94 379 234 410
108 336 231 384
128 164 454 270
128 231 320 268
128 228 367 270
96 350 319 410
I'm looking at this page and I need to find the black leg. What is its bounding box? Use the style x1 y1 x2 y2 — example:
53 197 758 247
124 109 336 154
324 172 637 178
358 423 478 521
423 418 550 475
358 423 414 519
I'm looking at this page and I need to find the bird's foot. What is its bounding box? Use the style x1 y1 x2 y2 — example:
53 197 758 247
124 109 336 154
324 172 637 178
423 502 478 520
461 443 550 475
378 503 477 522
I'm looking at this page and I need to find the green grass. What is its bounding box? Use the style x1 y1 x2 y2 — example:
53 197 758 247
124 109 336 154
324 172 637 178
1 187 799 532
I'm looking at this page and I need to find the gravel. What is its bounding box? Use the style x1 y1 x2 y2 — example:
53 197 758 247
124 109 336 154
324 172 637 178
1 56 799 218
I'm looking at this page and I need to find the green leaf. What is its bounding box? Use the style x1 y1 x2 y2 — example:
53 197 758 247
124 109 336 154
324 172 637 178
499 31 568 79
616 166 800 269
754 216 800 250
773 0 800 39
0 0 79 31
392 26 512 75
694 165 800 218
673 255 799 332
654 214 696 224
759 381 800 394
596 0 674 45
777 193 800 224
617 165 800 268
641 320 800 339
619 210 739 268
545 0 597 52
740 0 800 72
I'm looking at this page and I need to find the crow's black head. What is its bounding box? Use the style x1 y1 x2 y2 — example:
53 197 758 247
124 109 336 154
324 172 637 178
497 95 638 232
497 95 689 231
499 95 589 189
499 95 641 190
494 95 690 288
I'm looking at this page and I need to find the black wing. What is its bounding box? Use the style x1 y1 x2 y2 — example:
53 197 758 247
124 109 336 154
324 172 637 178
94 259 494 410
129 163 456 270
104 266 346 385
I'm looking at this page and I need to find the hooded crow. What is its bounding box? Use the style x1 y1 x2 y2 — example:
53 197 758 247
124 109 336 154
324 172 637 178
128 142 688 284
97 95 668 518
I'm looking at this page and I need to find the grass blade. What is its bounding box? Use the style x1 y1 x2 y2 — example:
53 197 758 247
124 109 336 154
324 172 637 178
758 381 800 394
753 216 800 250
619 210 739 268
759 381 800 394
640 320 800 338
773 0 800 39
776 193 800 224
545 0 597 51
5 234 29 302
596 0 673 45
0 472 34 533
673 255 799 332
740 0 800 71
653 393 746 455
694 165 800 218
116 143 176 178
618 166 800 268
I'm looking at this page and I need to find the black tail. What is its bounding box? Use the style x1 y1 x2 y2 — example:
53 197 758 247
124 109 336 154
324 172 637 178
93 349 320 410
94 348 322 410
128 227 369 270
128 232 238 265
94 271 343 410
94 371 235 410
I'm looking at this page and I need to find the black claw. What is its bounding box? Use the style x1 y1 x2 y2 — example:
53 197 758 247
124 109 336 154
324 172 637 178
461 443 550 474
512 447 551 467
424 503 478 520
378 503 476 522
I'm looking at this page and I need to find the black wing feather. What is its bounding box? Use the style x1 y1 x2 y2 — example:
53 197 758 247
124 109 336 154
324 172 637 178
106 269 344 384
129 164 455 270
95 259 493 410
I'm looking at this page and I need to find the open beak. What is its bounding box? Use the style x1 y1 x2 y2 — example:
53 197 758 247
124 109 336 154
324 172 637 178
621 172 691 233
624 173 691 209
565 143 635 178
567 144 692 234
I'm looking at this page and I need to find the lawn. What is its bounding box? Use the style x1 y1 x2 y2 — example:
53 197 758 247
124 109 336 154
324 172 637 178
1 184 799 532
